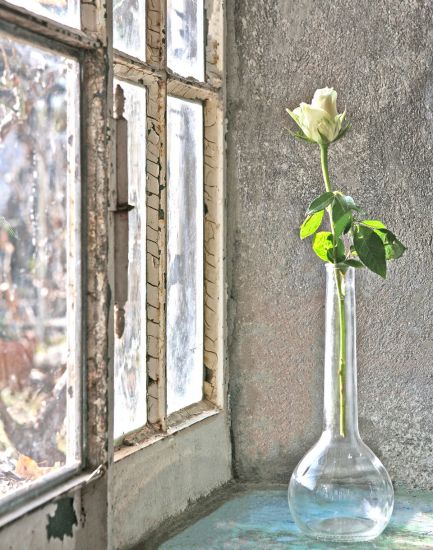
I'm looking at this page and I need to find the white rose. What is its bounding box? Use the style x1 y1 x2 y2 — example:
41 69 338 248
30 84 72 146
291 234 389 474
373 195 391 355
287 87 346 144
311 87 338 117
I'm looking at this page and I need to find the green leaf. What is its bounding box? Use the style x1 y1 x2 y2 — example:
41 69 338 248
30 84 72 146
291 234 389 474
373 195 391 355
300 210 324 239
353 225 387 278
375 229 407 260
327 238 346 263
307 192 335 215
333 192 361 215
345 259 364 268
391 239 406 260
312 231 334 262
332 194 353 236
312 232 345 263
342 195 361 212
361 220 386 229
332 193 348 218
334 210 352 237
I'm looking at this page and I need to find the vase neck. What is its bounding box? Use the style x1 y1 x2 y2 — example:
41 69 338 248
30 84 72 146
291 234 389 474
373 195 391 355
323 265 359 439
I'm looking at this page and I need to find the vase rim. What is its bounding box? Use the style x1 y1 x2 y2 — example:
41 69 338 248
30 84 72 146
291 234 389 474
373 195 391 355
325 263 355 273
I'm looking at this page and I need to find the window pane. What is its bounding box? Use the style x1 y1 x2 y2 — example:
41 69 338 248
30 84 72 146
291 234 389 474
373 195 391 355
7 0 80 28
113 82 147 440
0 32 80 499
167 0 204 81
113 0 146 60
166 97 203 415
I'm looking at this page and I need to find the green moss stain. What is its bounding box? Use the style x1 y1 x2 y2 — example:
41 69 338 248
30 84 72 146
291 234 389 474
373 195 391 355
161 488 433 549
46 497 77 541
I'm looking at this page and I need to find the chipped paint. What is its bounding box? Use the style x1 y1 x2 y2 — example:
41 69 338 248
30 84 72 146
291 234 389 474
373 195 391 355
46 498 77 541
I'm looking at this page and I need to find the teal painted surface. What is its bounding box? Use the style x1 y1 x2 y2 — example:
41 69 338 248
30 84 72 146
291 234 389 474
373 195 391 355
161 489 433 549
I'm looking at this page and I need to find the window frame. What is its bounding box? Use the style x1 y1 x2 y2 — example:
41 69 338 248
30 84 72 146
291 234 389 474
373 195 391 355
0 0 113 520
112 0 225 456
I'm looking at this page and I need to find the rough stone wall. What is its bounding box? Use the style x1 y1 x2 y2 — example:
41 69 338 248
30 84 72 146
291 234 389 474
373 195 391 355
226 0 433 488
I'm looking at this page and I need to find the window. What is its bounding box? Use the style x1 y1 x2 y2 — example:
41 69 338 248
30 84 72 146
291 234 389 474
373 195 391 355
0 0 108 517
0 20 81 506
7 0 80 27
166 96 204 415
113 80 147 439
113 0 225 450
0 0 225 534
113 0 146 60
167 0 205 81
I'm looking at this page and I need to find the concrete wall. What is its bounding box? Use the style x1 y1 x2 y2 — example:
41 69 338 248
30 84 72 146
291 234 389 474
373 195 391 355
226 0 433 488
112 413 232 549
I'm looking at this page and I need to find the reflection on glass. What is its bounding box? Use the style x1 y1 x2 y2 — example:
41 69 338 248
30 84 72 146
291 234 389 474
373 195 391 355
0 31 80 499
113 0 146 60
7 0 80 28
113 81 147 440
166 97 203 415
167 0 204 81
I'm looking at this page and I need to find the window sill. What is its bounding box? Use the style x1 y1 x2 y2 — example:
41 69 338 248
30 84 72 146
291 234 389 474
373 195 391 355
156 485 433 549
114 400 221 463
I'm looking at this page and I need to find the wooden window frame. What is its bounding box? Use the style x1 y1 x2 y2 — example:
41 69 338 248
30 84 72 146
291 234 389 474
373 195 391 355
0 0 113 520
113 0 225 457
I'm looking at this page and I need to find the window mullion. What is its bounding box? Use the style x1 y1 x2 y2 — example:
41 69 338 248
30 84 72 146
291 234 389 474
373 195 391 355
146 80 168 429
81 0 114 468
203 98 224 407
203 0 225 409
147 0 166 69
145 0 168 430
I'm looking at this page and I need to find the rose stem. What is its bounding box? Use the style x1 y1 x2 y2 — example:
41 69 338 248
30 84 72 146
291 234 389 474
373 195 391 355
320 143 347 438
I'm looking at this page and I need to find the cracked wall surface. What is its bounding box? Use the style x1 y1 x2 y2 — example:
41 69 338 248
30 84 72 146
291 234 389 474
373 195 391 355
226 0 433 488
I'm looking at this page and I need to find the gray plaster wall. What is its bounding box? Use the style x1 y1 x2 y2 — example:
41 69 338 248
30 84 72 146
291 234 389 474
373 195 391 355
226 0 433 488
113 413 232 549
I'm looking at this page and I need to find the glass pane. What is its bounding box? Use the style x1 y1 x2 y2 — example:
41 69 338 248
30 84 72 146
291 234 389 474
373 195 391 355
166 97 203 415
0 32 80 500
7 0 80 28
167 0 204 81
113 0 146 60
113 82 147 440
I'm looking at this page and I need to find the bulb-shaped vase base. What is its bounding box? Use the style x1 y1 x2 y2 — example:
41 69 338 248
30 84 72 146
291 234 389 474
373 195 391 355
288 434 394 542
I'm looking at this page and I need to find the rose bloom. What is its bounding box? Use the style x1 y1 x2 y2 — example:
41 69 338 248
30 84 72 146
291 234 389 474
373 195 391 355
288 87 346 144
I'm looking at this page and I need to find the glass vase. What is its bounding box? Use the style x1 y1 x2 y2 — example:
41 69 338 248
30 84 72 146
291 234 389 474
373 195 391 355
288 264 394 542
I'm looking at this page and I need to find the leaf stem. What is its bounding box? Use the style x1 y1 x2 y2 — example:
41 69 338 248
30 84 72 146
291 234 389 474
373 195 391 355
319 144 347 437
